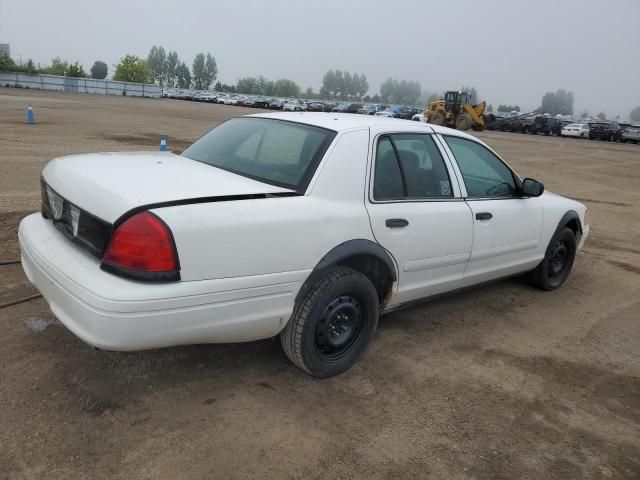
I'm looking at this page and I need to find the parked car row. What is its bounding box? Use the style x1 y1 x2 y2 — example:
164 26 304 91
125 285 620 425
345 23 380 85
162 89 427 119
486 113 640 143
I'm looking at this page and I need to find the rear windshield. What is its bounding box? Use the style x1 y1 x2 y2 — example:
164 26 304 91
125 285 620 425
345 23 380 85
182 117 336 191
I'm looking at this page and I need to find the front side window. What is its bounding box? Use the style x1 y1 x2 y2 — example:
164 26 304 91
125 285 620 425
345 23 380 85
373 134 453 201
444 136 516 198
182 118 336 191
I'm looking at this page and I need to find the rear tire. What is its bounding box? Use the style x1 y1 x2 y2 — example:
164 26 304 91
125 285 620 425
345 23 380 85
528 227 577 291
280 267 379 378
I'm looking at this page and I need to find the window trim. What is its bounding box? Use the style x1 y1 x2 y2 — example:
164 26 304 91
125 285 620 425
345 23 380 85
440 134 524 201
368 132 462 204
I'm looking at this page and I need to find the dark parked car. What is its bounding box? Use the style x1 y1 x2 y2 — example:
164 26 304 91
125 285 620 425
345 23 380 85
530 115 563 136
251 97 272 108
357 105 378 115
398 107 423 120
305 102 327 112
621 126 640 144
589 121 624 142
332 103 363 113
268 99 285 110
503 116 534 133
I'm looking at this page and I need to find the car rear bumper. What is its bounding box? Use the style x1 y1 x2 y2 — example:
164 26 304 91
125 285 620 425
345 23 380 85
19 213 302 350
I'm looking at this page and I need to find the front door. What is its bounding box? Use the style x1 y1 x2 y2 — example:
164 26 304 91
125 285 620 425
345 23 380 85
365 130 474 306
440 135 543 283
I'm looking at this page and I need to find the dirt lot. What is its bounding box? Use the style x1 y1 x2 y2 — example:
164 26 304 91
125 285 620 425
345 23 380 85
1 88 639 479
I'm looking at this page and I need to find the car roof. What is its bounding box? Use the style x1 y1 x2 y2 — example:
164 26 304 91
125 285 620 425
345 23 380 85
247 111 471 137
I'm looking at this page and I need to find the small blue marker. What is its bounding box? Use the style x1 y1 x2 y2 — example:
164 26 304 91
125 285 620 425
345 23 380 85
26 105 35 124
160 135 167 151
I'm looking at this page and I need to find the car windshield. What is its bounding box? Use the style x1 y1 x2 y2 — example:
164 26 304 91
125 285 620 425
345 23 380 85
182 117 336 191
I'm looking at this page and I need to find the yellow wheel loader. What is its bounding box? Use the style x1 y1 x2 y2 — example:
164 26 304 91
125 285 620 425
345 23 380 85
425 91 490 131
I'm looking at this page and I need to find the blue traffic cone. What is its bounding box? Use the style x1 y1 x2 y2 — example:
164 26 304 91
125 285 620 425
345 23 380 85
25 105 35 124
160 135 167 151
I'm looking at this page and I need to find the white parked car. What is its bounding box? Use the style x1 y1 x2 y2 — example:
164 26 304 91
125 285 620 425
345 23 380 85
224 95 238 105
561 123 590 138
19 113 589 377
283 100 305 111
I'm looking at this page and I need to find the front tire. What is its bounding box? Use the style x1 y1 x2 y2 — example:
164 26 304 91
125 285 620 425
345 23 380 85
281 267 379 378
456 113 473 130
528 227 577 291
430 111 445 126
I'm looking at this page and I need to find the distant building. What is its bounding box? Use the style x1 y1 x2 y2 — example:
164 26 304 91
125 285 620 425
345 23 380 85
0 44 9 57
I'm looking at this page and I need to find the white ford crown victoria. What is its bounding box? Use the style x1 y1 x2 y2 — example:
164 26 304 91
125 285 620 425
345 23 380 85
19 113 589 377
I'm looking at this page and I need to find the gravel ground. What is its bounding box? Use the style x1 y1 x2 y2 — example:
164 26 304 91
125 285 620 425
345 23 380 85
1 88 639 480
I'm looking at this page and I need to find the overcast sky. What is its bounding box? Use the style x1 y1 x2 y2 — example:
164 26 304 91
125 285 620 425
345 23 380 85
1 0 639 117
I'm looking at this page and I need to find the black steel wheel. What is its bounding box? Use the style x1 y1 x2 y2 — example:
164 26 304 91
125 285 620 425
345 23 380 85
528 227 577 291
315 295 364 361
281 267 379 377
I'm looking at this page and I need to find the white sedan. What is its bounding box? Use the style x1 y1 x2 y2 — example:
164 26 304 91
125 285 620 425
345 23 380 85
283 100 305 111
561 123 590 138
19 113 589 377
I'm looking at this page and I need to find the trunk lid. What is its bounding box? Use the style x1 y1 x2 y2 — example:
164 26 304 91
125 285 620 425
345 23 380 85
43 151 294 223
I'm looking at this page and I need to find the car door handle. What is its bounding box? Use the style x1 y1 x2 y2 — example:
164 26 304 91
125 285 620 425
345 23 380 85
475 212 493 220
385 218 409 228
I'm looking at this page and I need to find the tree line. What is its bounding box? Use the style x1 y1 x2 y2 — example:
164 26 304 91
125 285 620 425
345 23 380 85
2 50 639 118
319 70 369 100
234 76 301 98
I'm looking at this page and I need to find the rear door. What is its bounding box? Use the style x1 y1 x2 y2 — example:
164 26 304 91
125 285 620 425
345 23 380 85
365 127 473 306
439 134 543 283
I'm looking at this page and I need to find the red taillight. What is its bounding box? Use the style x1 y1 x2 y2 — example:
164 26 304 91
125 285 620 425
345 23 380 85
103 212 178 274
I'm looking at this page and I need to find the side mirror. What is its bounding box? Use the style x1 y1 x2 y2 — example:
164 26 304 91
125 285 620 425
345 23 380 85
521 178 544 197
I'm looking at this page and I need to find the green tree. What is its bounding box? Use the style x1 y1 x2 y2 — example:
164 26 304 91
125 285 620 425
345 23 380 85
356 74 369 99
237 76 258 94
47 57 68 76
147 45 167 87
166 51 179 87
113 55 153 83
321 70 336 98
191 52 217 90
191 53 205 89
596 112 607 121
343 71 353 99
630 106 640 122
90 60 108 79
0 53 16 71
22 59 37 74
380 78 395 103
273 78 300 98
497 105 520 112
334 70 344 99
580 110 589 119
204 53 217 89
540 89 574 115
487 104 493 112
65 61 86 78
175 62 191 89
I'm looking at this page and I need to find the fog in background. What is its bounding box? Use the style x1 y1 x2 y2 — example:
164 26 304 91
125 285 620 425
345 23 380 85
1 0 638 117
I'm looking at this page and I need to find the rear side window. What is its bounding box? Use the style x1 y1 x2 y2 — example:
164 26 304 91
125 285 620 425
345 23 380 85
444 136 516 198
182 117 336 191
373 134 453 201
